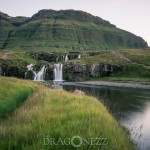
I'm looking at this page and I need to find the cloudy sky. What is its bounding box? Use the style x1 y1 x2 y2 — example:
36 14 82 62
0 0 150 46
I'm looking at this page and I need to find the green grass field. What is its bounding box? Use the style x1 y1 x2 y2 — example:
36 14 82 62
71 51 128 65
0 77 39 119
0 77 135 149
118 49 150 66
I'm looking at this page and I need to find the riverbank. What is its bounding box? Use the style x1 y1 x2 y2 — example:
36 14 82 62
0 77 135 149
76 81 150 89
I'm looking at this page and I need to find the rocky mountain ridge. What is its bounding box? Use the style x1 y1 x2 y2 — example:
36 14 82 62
0 9 148 50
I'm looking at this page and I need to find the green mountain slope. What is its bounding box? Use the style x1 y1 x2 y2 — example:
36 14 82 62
0 9 148 51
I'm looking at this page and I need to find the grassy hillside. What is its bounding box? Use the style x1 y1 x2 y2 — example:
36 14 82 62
71 49 150 82
0 77 38 119
70 51 128 65
118 49 150 66
0 9 148 51
0 77 135 149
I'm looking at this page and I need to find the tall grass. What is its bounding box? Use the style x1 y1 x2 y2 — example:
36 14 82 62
118 49 150 66
0 77 39 119
0 79 135 149
70 52 127 65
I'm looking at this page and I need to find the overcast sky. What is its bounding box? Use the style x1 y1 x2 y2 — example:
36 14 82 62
0 0 150 46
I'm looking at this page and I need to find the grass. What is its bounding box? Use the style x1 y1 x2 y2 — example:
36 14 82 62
69 49 150 82
70 51 128 65
0 77 135 150
118 49 150 66
0 77 39 119
0 15 147 50
0 50 36 64
11 52 36 64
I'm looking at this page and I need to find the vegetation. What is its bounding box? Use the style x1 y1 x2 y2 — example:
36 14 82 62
118 49 150 66
0 9 148 51
0 48 149 83
0 77 135 149
11 52 36 64
71 49 150 81
0 77 38 119
71 51 128 65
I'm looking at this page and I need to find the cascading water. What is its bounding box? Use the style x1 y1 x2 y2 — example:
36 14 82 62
25 64 36 78
56 56 59 62
78 54 81 58
34 66 46 81
104 64 108 72
64 55 69 61
27 64 34 70
54 64 63 81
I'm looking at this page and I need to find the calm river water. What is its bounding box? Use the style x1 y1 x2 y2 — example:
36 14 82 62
63 83 150 150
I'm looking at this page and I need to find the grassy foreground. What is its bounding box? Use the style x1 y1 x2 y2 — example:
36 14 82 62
0 77 135 149
0 77 39 119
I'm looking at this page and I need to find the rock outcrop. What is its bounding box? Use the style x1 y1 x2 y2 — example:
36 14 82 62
0 63 2 75
63 62 88 82
62 62 121 81
0 58 121 81
0 59 27 78
27 51 82 62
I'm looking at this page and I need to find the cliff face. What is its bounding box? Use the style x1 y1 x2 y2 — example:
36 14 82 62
0 60 121 82
0 10 148 50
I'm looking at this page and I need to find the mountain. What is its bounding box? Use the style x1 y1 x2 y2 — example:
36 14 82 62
0 9 148 51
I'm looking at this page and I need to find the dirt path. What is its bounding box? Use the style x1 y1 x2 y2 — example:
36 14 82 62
111 51 132 62
0 52 13 60
111 50 150 68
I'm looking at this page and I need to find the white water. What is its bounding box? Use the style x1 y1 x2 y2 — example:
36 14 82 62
56 56 59 62
27 64 34 71
54 64 63 81
64 55 69 61
78 54 81 58
34 66 46 81
104 64 108 72
25 64 36 78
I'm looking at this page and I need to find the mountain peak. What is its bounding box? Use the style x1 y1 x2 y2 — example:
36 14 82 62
31 9 115 27
0 9 148 50
0 11 9 18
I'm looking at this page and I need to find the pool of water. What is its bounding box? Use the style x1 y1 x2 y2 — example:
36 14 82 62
63 82 150 150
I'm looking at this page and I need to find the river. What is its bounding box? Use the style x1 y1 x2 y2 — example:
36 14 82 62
62 82 150 150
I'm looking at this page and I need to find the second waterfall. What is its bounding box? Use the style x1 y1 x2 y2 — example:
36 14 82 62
54 64 63 81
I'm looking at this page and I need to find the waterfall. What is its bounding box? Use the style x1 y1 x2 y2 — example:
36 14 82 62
64 55 69 61
56 56 59 62
104 64 108 72
78 54 81 59
54 64 63 81
34 66 46 81
25 64 36 78
27 64 34 71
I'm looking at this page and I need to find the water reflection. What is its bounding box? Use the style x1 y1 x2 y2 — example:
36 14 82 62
53 81 63 89
63 83 150 150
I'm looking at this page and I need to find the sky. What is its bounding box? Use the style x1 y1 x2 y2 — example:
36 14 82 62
0 0 150 46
